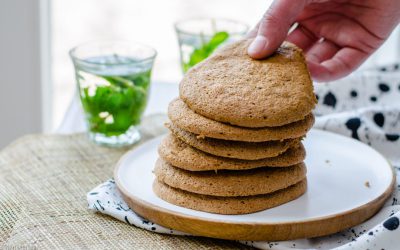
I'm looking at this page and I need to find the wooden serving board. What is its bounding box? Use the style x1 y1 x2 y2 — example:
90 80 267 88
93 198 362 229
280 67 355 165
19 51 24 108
115 129 395 241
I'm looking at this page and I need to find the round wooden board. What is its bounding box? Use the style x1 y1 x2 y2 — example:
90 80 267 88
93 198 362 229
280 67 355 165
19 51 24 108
115 129 395 241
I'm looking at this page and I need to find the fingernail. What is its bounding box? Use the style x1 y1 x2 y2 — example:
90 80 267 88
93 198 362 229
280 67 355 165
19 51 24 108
248 36 268 56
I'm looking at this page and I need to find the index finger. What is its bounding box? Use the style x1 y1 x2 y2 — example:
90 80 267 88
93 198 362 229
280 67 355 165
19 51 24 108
248 0 308 59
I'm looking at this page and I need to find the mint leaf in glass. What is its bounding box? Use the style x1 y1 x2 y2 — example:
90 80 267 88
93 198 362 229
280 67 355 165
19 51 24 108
183 31 229 72
77 63 151 136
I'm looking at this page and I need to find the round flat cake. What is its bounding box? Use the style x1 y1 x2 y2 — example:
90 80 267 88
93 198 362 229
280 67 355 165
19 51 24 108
154 158 306 197
153 179 307 215
158 134 306 171
168 98 314 142
166 122 299 160
179 39 317 127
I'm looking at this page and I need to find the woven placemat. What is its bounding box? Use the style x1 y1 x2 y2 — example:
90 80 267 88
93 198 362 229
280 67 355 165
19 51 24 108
0 114 251 249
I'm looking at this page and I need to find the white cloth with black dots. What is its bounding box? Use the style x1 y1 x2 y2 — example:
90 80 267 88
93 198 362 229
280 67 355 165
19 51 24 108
88 63 400 250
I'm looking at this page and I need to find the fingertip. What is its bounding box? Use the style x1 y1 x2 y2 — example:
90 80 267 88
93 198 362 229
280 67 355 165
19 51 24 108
247 36 271 59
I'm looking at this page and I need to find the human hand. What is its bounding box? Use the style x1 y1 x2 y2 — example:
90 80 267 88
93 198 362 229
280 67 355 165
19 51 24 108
247 0 400 81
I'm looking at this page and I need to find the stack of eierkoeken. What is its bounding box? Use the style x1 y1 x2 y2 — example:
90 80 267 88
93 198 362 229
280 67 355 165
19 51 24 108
153 39 317 215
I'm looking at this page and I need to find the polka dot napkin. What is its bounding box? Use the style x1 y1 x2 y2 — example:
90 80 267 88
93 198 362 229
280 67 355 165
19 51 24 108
88 63 400 250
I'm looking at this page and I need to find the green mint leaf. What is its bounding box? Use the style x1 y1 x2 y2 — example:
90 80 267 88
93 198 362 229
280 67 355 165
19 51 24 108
206 31 229 52
185 31 230 71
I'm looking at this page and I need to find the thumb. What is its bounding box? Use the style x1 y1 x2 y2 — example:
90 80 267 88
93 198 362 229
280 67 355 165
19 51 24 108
248 0 308 59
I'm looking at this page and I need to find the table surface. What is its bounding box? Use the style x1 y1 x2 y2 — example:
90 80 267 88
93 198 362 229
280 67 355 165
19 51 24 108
57 81 179 134
11 74 400 249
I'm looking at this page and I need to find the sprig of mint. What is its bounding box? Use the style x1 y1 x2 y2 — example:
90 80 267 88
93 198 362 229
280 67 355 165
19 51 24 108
79 71 151 136
183 31 229 72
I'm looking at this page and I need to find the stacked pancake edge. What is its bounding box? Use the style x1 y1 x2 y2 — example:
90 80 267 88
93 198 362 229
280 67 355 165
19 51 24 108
153 39 316 215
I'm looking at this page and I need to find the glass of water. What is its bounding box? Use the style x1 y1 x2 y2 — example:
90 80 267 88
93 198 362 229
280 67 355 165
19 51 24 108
70 41 157 147
175 18 249 73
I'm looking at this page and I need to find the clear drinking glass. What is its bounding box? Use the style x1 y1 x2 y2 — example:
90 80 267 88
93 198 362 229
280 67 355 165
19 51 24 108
175 18 249 73
70 41 157 147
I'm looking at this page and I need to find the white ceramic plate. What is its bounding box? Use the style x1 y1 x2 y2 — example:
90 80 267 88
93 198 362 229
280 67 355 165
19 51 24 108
115 129 395 241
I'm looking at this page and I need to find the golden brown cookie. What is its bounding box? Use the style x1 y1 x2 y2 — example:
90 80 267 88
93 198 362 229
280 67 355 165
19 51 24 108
154 158 306 197
153 179 307 215
158 134 306 171
166 122 299 160
179 39 317 127
168 98 314 142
